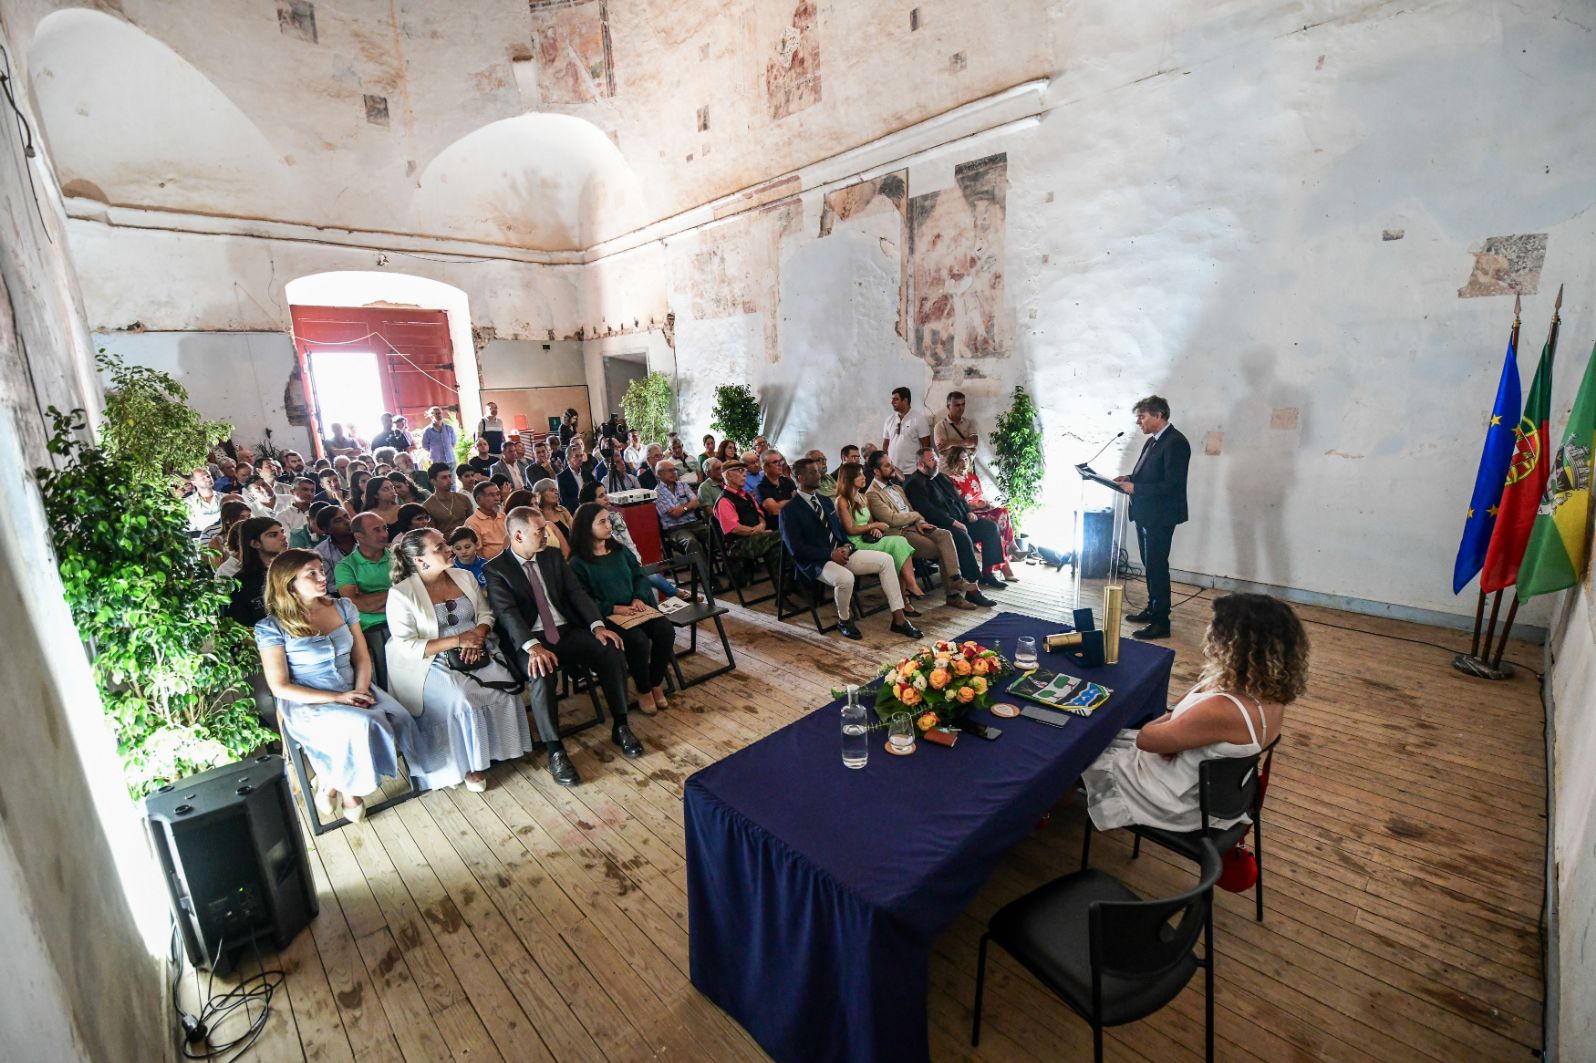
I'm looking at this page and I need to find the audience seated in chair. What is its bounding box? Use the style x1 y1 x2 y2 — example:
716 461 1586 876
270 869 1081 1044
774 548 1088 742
903 446 1007 592
568 503 678 716
463 480 508 560
422 463 474 535
865 452 991 610
334 512 396 688
224 516 288 626
778 458 922 642
714 464 782 563
942 446 1019 581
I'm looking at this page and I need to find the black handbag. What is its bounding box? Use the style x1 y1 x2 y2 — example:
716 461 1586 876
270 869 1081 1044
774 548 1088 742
444 640 525 694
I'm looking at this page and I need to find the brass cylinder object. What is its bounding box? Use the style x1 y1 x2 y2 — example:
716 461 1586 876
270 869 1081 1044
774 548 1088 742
1044 632 1083 650
1102 585 1124 664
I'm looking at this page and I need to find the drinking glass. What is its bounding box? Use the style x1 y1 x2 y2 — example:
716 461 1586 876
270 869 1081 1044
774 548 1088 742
888 712 916 755
841 685 869 769
1015 636 1039 672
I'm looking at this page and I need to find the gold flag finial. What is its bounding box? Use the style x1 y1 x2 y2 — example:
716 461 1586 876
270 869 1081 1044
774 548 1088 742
1514 293 1521 322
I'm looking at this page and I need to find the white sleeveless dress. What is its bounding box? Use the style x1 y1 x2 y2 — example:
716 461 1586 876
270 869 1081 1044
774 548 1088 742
1082 687 1266 833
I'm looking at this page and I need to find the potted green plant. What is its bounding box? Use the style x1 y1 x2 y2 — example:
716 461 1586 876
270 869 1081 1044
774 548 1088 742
621 370 676 445
37 357 274 797
709 383 763 450
991 385 1045 529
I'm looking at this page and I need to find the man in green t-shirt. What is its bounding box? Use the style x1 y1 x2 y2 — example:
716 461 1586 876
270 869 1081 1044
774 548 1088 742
334 512 395 685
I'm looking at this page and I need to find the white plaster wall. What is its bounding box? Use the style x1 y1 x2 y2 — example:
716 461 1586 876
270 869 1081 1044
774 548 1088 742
478 338 586 390
0 12 174 1060
1548 569 1596 1060
587 0 1596 623
95 331 301 450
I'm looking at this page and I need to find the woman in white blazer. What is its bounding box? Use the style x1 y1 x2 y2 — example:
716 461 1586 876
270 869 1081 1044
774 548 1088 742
385 529 534 793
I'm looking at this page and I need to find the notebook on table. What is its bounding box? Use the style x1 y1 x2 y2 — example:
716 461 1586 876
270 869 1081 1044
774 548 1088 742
1006 668 1113 716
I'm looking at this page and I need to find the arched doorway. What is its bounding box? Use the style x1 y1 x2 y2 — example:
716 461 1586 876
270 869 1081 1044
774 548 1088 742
283 272 479 457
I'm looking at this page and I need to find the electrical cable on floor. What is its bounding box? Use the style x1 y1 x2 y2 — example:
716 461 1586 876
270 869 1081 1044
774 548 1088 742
170 923 283 1062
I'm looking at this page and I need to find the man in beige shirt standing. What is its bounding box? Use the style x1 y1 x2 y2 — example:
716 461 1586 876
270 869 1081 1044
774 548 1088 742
863 452 990 610
934 390 979 457
423 463 475 535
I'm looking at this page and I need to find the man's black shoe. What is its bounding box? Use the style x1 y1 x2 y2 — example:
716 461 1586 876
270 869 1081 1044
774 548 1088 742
978 574 1007 590
1125 610 1153 623
965 590 997 607
890 619 924 640
1131 623 1171 640
547 747 581 786
612 724 645 759
837 619 863 640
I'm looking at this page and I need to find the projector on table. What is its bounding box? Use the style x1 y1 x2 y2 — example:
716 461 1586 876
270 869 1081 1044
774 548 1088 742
609 488 657 505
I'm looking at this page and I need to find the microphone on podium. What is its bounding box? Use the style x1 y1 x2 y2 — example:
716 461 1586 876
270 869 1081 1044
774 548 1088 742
1082 431 1126 467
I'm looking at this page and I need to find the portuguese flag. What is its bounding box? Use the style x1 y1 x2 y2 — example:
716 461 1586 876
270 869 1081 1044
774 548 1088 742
1480 332 1555 593
1518 341 1596 598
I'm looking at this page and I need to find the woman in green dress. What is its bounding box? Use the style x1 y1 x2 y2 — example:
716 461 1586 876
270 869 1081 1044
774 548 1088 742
835 461 924 612
567 502 677 714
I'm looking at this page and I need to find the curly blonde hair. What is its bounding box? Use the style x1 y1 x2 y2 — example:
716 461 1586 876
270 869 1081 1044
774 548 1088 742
1197 593 1310 705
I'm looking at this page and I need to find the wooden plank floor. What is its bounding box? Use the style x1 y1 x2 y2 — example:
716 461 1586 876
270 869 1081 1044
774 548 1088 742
198 563 1546 1062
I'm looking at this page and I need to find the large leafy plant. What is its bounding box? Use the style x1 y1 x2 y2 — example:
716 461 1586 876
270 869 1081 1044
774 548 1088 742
709 383 762 449
96 349 231 483
992 385 1045 528
35 407 273 797
621 371 675 445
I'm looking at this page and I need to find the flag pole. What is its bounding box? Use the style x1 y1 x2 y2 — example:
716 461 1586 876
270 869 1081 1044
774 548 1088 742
1484 284 1562 673
1461 294 1521 663
1467 589 1488 658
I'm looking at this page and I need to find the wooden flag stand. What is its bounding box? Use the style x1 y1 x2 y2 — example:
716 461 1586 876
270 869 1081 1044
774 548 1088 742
1452 588 1516 680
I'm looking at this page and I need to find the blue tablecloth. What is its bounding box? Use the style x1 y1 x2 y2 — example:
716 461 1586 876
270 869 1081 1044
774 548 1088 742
685 611 1175 1063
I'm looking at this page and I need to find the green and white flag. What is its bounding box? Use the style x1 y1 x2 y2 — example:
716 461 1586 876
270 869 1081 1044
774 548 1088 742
1518 341 1596 598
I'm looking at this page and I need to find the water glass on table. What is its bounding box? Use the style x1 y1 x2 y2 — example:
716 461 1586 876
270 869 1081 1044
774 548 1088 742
841 685 869 769
888 712 916 755
1015 636 1039 672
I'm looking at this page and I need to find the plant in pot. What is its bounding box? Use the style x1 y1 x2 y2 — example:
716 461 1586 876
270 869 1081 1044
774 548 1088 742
621 370 675 446
709 383 763 451
992 385 1045 529
36 357 274 797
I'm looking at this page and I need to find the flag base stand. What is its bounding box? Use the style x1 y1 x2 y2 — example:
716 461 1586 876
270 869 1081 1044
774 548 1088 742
1451 654 1516 681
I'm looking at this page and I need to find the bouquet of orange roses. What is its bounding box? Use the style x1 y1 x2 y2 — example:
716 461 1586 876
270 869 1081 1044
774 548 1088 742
873 639 1011 735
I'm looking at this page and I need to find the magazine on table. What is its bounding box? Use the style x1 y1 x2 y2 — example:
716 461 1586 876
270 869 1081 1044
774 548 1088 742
1006 668 1113 716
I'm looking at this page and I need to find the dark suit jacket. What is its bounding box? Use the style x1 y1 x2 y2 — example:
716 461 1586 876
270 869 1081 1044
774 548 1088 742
903 470 967 528
778 493 852 581
483 546 603 659
556 459 598 512
1127 426 1190 527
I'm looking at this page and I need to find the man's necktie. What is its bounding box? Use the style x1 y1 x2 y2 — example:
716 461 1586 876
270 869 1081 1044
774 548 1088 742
522 557 561 644
1132 436 1155 475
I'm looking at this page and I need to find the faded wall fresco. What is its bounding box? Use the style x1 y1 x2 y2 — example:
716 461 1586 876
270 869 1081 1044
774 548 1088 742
672 199 800 364
908 153 1007 378
1458 233 1548 298
766 0 821 120
529 0 616 104
820 170 908 338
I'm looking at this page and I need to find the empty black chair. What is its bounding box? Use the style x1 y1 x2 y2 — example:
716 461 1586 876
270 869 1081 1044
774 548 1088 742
643 557 737 687
974 840 1222 1062
1080 738 1276 922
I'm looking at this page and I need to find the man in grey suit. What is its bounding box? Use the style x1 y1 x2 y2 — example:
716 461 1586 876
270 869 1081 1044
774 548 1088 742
488 438 535 494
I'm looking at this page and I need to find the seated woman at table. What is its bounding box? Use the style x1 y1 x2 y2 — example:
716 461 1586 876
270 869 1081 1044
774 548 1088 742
941 446 1019 581
255 549 424 824
567 502 678 715
833 460 924 610
385 529 534 793
1080 593 1307 833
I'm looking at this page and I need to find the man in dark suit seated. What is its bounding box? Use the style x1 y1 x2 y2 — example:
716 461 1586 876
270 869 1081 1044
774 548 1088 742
1114 394 1190 640
483 506 644 786
903 446 1008 593
779 458 923 641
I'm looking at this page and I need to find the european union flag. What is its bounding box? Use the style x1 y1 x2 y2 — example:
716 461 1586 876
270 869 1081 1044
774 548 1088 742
1452 329 1522 593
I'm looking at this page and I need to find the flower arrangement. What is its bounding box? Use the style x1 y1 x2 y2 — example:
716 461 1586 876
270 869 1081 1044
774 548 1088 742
875 640 1011 734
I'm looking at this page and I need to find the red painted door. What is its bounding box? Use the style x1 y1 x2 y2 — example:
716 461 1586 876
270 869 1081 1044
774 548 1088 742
289 305 459 454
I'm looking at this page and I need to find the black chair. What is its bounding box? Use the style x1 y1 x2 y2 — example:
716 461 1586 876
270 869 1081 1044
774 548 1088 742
707 519 778 608
973 840 1223 1062
1080 738 1276 922
277 711 418 836
643 557 736 688
773 544 889 633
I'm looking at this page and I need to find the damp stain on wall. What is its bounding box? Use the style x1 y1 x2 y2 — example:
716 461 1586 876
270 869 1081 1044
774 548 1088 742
1458 233 1548 298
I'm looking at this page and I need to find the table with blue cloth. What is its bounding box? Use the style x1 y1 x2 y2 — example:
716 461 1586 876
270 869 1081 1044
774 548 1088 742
684 611 1175 1063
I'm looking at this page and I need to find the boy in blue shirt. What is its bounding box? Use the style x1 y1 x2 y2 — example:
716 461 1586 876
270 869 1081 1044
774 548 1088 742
449 526 488 586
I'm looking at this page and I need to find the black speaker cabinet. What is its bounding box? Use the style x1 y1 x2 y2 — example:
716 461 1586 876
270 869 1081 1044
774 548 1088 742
145 754 317 968
1080 509 1114 579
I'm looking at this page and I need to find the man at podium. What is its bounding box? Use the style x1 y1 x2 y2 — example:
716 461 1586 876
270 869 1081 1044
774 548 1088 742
1114 395 1190 640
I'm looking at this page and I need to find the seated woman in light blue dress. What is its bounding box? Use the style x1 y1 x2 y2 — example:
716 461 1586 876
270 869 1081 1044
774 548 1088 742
254 548 423 824
384 529 534 794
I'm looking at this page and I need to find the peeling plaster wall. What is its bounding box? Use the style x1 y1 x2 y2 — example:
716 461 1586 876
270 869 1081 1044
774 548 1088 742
584 0 1596 625
1548 569 1596 1059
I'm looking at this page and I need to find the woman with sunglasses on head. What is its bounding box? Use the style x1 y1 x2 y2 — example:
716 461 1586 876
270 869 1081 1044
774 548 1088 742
384 529 533 792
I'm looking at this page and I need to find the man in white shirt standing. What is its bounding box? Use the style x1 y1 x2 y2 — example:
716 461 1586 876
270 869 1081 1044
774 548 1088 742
882 386 932 473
